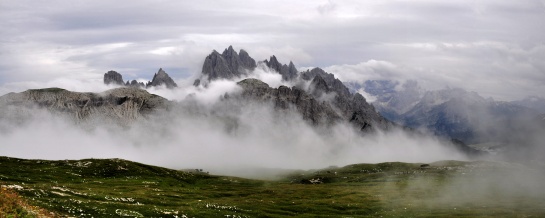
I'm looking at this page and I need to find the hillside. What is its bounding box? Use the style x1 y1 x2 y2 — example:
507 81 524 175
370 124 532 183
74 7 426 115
1 157 544 217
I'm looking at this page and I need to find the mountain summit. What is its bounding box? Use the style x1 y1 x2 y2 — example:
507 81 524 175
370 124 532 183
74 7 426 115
146 68 178 88
200 45 257 82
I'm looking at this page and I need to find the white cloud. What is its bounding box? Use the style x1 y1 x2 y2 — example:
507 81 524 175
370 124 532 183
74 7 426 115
149 46 180 56
0 87 467 175
0 0 544 101
248 46 313 65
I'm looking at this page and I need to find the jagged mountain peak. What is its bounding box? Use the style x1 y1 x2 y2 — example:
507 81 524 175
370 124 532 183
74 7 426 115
222 45 238 57
196 47 391 131
200 45 256 82
301 67 350 97
103 68 177 89
199 46 299 83
147 68 178 88
263 55 297 81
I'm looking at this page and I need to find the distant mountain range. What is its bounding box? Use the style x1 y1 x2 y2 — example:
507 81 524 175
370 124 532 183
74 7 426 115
1 46 506 157
348 80 544 145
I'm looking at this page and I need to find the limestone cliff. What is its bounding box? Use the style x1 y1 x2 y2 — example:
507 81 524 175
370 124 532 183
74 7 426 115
0 87 170 125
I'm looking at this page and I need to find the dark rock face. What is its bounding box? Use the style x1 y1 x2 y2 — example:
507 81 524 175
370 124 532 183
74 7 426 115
309 75 330 97
202 50 233 80
104 71 124 85
340 92 388 131
239 49 257 70
127 80 145 88
300 68 389 131
287 61 298 80
193 79 201 87
0 87 170 124
264 56 298 81
201 45 257 81
198 46 391 132
103 69 177 89
301 68 350 97
147 68 178 88
236 79 340 126
264 56 283 74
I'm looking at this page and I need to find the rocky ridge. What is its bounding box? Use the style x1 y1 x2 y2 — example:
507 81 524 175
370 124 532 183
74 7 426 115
264 56 298 81
146 68 178 88
360 80 540 144
300 67 389 131
201 46 392 132
236 78 340 126
0 87 170 125
103 68 177 89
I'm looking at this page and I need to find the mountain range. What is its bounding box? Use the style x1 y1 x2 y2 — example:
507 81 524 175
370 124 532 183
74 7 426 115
4 46 542 159
349 79 544 147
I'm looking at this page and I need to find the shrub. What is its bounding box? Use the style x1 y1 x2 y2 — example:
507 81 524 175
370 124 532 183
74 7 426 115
0 187 33 218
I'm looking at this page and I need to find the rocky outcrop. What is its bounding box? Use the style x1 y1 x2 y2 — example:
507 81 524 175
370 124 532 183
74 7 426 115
104 71 124 85
201 50 234 81
236 79 340 126
200 46 257 81
239 49 257 70
299 68 389 131
146 68 178 88
309 75 330 97
199 46 297 82
126 80 145 88
301 68 350 97
264 56 298 81
234 78 391 131
0 87 170 125
104 68 177 89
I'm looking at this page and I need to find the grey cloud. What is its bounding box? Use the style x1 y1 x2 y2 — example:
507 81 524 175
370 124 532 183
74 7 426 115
0 0 544 100
0 77 468 175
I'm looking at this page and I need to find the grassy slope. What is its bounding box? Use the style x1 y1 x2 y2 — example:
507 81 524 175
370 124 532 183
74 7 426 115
0 157 544 217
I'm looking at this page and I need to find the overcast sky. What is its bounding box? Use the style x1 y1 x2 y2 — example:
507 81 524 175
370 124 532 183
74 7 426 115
1 0 544 100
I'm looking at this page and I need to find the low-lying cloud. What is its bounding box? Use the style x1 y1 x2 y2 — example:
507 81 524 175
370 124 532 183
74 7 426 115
0 69 468 177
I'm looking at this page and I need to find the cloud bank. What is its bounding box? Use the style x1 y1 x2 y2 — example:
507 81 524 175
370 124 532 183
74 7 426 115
0 70 467 177
1 1 544 100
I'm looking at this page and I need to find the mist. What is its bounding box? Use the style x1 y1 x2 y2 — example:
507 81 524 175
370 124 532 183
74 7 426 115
376 160 545 215
0 68 471 178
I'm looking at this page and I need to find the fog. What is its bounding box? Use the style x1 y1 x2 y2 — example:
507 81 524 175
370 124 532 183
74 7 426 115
1 65 544 212
378 161 545 213
0 68 471 178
